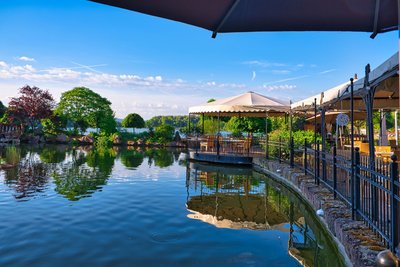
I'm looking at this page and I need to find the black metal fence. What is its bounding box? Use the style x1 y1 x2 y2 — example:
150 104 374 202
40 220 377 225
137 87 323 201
271 138 400 253
187 133 399 252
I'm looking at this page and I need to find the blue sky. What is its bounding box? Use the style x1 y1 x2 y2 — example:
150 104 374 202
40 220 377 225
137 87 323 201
0 0 398 119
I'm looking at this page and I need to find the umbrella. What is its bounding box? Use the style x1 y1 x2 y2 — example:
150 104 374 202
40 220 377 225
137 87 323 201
89 0 398 38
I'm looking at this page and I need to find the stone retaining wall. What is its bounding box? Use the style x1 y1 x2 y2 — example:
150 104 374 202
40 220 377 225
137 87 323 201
253 158 387 267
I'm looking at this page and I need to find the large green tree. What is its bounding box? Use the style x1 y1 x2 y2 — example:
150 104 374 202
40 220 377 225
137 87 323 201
122 113 145 132
55 87 116 134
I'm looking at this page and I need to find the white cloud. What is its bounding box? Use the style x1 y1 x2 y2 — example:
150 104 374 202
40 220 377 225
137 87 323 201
263 75 309 85
263 84 297 91
272 69 291 75
319 69 336 74
18 56 35 62
242 60 286 68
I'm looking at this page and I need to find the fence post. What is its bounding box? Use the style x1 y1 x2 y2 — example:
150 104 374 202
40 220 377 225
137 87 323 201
304 139 308 175
390 154 398 253
265 134 269 160
354 147 361 215
315 141 320 185
279 137 282 164
333 144 337 199
290 136 294 168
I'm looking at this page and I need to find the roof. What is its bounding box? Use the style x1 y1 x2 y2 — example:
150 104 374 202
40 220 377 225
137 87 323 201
189 91 290 117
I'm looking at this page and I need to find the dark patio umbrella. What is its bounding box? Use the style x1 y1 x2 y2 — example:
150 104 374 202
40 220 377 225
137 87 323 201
90 0 398 38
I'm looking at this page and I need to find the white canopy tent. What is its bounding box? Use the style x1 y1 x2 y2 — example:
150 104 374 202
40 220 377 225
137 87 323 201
189 91 290 117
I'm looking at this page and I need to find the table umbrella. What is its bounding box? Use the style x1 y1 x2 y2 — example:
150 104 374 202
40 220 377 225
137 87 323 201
90 0 398 38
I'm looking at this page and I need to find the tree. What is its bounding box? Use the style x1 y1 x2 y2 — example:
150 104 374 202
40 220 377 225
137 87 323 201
122 113 145 132
55 87 116 134
8 85 55 131
0 101 6 119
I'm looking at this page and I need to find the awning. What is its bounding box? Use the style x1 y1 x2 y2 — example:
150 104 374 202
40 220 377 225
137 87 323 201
292 52 399 112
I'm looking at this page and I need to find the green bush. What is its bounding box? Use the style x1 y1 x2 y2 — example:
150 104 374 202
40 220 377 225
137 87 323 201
268 129 321 159
155 124 174 144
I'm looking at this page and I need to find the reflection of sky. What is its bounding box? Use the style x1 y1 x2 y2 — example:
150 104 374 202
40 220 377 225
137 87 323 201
110 157 184 183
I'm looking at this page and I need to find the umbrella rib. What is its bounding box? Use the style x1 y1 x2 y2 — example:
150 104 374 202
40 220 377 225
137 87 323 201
212 0 241 38
370 0 381 39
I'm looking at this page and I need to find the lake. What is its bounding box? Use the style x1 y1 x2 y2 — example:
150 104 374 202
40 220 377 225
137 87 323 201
0 145 345 267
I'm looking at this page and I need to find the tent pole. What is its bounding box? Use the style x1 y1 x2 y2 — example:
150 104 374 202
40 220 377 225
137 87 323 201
217 112 220 156
188 113 191 135
265 111 269 159
395 110 398 146
314 98 317 148
202 113 205 135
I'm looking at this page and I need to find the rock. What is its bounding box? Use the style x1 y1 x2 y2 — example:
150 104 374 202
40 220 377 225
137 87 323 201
112 135 123 145
127 140 136 146
78 135 94 144
56 134 68 143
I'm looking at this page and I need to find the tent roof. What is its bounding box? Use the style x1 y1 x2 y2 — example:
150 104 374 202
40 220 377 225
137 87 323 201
189 91 290 116
90 0 398 37
292 52 399 111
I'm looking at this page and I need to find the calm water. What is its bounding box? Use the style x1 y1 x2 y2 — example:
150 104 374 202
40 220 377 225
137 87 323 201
0 145 345 267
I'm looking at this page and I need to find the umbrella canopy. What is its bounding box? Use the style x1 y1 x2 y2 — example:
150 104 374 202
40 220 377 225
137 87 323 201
90 0 398 38
188 91 290 117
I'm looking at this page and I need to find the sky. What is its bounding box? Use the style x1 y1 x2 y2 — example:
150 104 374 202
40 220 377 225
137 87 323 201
0 0 398 119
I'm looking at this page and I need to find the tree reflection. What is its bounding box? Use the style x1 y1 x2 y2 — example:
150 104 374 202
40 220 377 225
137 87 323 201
119 149 144 169
39 145 68 163
4 151 52 200
53 148 116 201
145 149 174 168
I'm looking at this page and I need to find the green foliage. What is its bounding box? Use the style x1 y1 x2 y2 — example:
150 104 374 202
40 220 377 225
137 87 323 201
225 117 269 135
41 114 67 136
55 87 116 134
146 115 199 129
155 124 175 144
122 113 145 129
207 98 216 103
268 129 320 158
0 101 6 118
94 133 113 148
5 146 20 166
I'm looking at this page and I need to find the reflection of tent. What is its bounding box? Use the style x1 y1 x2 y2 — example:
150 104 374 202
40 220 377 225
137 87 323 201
186 194 289 230
89 0 397 37
189 91 289 117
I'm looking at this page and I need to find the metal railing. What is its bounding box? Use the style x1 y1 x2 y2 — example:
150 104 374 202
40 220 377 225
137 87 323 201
271 137 400 253
187 135 266 157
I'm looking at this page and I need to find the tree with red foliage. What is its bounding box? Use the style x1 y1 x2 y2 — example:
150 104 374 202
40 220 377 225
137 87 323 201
8 85 55 131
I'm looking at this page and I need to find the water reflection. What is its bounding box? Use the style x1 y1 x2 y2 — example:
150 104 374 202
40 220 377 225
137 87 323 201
186 162 345 267
0 146 181 201
3 150 52 200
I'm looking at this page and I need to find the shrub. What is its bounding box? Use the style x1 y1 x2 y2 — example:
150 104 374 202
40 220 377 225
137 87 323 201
155 124 175 144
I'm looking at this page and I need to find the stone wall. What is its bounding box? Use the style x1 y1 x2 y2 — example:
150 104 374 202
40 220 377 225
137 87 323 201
253 158 388 267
